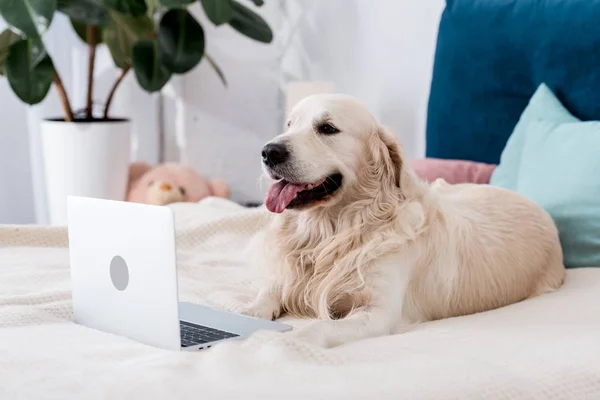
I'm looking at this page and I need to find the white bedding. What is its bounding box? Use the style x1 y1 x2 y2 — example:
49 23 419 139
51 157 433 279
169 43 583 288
1 197 600 400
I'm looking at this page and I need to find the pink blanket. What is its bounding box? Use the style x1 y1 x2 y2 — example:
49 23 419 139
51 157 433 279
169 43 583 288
410 158 496 184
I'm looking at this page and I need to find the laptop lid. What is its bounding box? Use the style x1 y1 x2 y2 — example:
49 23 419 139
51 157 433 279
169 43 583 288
67 196 181 351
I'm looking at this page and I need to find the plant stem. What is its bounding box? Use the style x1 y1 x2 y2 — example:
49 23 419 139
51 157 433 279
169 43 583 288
53 71 74 122
86 25 98 119
103 65 131 120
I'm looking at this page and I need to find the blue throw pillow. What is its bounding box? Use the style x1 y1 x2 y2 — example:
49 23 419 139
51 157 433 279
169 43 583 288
491 84 600 268
426 0 600 164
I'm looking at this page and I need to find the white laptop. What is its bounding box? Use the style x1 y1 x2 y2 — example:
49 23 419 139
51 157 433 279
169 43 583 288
66 196 292 351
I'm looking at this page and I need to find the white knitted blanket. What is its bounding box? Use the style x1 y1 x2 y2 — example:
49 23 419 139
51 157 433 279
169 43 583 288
1 197 600 400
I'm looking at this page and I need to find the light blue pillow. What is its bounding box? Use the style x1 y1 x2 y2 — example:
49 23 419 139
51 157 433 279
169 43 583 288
490 84 600 268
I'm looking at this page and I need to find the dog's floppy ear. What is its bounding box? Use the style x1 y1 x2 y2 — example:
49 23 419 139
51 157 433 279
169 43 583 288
372 124 403 188
369 124 422 199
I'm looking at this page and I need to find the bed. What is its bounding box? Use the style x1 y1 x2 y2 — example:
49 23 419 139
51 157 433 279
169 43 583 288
1 198 600 399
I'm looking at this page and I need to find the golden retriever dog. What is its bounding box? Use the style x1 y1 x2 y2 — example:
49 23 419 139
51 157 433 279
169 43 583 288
237 94 565 348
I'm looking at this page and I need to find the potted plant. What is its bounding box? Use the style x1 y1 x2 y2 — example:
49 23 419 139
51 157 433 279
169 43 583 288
0 0 272 225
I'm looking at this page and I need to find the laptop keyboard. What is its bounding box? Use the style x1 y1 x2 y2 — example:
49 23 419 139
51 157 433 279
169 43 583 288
179 320 239 347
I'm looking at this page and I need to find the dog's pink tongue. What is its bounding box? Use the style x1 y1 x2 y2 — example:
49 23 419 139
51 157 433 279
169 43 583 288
265 181 305 213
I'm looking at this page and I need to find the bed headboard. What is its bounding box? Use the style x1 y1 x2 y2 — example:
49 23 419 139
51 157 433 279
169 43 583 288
425 0 600 164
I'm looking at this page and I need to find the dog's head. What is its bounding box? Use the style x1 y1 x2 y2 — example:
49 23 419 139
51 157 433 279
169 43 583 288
261 94 404 214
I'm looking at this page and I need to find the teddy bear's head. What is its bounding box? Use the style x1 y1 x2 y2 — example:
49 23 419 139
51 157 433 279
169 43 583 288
126 162 230 206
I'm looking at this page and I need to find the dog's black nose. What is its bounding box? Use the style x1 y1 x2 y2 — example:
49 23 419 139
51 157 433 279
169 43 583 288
261 143 289 166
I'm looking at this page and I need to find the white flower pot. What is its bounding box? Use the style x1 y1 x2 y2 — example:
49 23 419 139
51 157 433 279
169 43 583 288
40 119 132 226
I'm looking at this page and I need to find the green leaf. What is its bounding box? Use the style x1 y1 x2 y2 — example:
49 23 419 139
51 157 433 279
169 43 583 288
0 0 56 38
70 19 104 44
205 53 226 87
104 0 147 17
246 0 263 5
158 9 204 74
228 0 272 43
0 29 21 75
4 38 55 104
132 39 171 92
158 0 193 6
57 0 108 25
201 0 233 26
102 10 153 68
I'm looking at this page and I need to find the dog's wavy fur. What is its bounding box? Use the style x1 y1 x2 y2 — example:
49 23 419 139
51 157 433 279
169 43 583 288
262 127 415 320
241 94 565 347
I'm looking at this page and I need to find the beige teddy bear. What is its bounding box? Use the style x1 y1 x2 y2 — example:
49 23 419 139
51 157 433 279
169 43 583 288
126 162 230 206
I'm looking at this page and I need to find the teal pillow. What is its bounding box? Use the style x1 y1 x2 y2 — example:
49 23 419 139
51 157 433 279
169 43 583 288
490 84 600 268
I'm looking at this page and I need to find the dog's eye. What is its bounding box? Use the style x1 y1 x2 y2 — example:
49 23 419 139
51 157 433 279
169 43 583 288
317 123 339 135
179 187 186 196
286 120 291 128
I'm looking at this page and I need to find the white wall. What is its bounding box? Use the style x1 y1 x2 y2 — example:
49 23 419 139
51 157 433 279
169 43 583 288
0 77 34 224
285 0 445 157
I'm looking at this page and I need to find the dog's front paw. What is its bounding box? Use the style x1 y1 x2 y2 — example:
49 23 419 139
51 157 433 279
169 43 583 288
233 300 281 321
